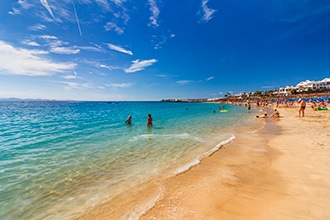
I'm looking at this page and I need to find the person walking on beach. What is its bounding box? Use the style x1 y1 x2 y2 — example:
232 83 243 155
147 114 152 127
298 99 306 117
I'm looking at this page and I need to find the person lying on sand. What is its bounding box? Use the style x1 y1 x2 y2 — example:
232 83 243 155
256 113 268 118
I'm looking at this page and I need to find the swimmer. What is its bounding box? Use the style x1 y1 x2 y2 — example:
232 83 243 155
147 114 152 127
125 115 132 124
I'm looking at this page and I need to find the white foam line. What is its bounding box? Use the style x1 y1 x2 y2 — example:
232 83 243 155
129 133 204 142
124 186 163 220
203 134 236 157
173 159 200 175
173 134 236 175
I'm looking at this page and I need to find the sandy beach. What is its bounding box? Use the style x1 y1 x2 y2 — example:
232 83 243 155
77 104 330 220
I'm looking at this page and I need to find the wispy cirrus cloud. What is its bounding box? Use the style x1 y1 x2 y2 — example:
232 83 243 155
95 0 111 11
62 75 78 79
109 83 133 88
198 0 217 23
124 59 157 73
9 0 32 14
62 71 78 79
33 35 80 54
40 0 56 20
28 24 46 31
152 32 176 49
61 81 93 89
107 43 133 55
104 22 125 34
206 76 214 81
8 8 21 15
50 46 80 54
176 80 193 85
148 0 160 27
0 41 76 76
21 40 40 47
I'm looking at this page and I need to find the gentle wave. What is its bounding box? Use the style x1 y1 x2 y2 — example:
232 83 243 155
129 133 205 142
124 186 164 220
203 133 236 157
173 158 201 174
173 133 236 175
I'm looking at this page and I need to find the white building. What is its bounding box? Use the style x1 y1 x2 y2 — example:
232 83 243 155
278 78 330 95
311 78 330 90
278 86 295 96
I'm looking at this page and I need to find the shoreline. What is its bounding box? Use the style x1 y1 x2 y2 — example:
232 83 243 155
77 105 330 219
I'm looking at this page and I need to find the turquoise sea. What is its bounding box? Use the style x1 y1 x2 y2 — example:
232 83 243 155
0 101 259 219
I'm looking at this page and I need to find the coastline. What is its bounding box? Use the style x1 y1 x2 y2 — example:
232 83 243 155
77 105 330 219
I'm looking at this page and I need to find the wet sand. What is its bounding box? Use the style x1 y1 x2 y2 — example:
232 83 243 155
77 105 330 220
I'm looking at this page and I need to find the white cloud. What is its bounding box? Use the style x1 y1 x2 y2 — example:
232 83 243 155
54 80 93 89
99 64 116 70
104 22 124 34
156 74 167 78
95 0 111 11
0 41 76 76
62 75 78 79
198 0 217 23
206 76 214 81
112 0 125 6
39 35 58 40
107 43 133 55
40 0 56 20
21 40 40 47
9 8 21 15
18 0 33 10
50 47 80 54
148 0 160 27
176 80 193 85
124 59 157 73
110 83 132 88
28 24 46 31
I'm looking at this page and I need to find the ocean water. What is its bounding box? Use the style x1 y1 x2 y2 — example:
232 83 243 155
0 101 258 219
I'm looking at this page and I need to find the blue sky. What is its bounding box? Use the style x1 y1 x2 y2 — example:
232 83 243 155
0 0 330 101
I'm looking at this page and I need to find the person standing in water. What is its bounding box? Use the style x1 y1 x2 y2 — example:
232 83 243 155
147 114 152 127
125 115 132 124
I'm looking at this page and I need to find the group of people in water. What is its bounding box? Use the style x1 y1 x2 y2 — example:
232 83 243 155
124 114 153 127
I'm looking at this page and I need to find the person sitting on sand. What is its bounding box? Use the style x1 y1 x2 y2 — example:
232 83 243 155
256 113 268 118
125 115 132 124
311 102 317 111
270 109 280 118
320 101 327 108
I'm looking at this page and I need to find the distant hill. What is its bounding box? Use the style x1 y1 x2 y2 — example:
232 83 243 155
0 97 57 102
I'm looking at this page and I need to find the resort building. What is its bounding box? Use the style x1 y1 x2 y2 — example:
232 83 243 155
278 78 330 95
278 86 296 96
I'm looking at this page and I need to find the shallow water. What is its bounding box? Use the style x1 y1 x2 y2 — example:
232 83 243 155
0 101 258 219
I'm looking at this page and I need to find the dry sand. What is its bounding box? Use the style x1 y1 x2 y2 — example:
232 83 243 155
78 105 330 220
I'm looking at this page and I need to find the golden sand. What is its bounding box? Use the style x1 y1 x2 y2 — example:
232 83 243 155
77 105 330 220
